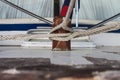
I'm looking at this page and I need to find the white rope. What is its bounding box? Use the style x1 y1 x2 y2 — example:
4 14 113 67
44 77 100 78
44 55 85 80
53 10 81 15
51 22 120 41
0 22 120 41
49 18 73 33
0 33 71 41
49 0 76 33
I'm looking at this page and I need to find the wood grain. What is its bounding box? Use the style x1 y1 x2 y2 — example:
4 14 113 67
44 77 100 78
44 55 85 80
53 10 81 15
52 16 71 51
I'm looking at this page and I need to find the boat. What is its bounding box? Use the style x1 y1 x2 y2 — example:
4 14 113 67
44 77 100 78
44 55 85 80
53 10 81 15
0 0 120 47
0 0 120 80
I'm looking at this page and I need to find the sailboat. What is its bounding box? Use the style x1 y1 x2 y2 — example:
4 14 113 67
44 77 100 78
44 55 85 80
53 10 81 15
0 1 120 79
0 0 120 47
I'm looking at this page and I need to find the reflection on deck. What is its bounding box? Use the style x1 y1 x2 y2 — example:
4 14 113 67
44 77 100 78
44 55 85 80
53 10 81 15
0 46 120 80
0 46 120 66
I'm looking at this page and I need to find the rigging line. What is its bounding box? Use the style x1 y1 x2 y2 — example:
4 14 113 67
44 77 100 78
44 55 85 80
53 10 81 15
75 0 80 27
90 13 120 29
0 0 53 25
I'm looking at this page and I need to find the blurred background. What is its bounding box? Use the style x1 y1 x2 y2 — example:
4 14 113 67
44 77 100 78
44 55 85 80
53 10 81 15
0 0 119 21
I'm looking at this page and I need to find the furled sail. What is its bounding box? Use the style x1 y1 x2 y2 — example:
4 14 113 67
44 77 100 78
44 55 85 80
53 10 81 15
0 0 53 18
60 0 120 21
0 0 120 21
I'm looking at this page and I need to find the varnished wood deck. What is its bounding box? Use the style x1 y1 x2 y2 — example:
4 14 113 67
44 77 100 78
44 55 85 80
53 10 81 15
0 46 120 80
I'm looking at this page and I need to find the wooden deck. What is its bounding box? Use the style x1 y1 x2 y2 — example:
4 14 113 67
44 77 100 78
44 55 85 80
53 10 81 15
0 46 120 80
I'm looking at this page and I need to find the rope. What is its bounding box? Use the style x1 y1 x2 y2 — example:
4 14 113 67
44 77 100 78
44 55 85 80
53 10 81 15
0 22 120 41
51 22 120 41
0 33 71 41
49 18 73 33
49 0 76 33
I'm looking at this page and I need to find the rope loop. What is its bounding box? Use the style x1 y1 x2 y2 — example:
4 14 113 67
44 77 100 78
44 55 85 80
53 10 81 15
0 22 120 41
49 17 73 34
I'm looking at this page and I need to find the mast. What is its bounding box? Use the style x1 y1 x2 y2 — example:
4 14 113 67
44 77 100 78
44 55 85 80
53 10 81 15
54 0 60 16
52 0 75 51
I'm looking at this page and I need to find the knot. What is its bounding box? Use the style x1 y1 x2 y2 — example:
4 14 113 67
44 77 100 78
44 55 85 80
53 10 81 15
49 17 73 34
62 18 73 32
49 17 73 41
